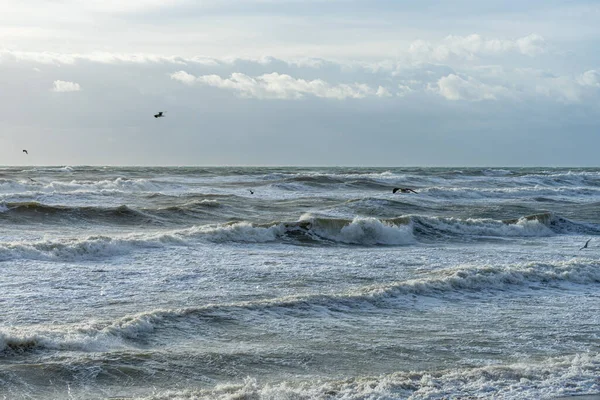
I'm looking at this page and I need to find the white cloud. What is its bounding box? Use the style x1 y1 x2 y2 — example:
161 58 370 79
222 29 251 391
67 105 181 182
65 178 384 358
1 47 596 105
170 71 385 100
0 49 197 66
515 34 546 56
436 74 510 101
535 71 600 103
52 80 81 92
170 70 197 85
579 70 600 88
397 84 414 97
408 34 546 62
376 86 392 97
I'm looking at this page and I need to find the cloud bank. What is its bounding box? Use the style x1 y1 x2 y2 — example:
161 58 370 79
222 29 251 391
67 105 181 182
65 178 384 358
171 71 389 100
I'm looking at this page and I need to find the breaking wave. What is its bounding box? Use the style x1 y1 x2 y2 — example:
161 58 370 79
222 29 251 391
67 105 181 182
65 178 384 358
2 259 599 355
0 212 597 261
138 352 600 399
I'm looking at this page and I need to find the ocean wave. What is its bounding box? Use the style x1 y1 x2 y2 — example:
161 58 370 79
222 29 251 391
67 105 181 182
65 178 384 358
3 260 599 356
0 232 185 262
0 177 181 194
0 213 597 261
107 260 600 334
412 213 555 237
0 199 227 225
0 201 152 220
421 186 600 199
482 168 514 176
138 352 600 399
294 214 415 245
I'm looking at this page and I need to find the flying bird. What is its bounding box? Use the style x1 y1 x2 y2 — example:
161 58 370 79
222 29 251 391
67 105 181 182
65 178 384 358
154 111 165 118
579 238 592 250
393 187 418 194
249 189 254 195
22 149 28 154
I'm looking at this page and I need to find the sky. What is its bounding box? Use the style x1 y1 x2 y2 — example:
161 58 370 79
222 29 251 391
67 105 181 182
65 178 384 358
1 0 599 166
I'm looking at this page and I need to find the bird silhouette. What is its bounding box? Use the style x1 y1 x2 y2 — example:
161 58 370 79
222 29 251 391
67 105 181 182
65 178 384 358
23 149 28 154
579 238 592 250
392 187 418 194
154 111 165 118
249 189 254 195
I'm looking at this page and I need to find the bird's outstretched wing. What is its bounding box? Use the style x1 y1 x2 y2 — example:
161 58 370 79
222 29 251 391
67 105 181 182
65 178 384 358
392 188 400 194
408 188 418 194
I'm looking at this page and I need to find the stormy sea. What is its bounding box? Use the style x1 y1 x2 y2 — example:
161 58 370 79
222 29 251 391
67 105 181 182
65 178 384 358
1 166 599 399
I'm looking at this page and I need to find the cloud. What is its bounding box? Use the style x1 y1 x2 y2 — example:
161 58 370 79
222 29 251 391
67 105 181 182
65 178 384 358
397 84 414 97
0 49 196 65
170 70 197 84
376 86 392 97
171 71 385 100
515 34 546 56
1 46 596 106
408 34 546 62
52 80 81 92
435 74 511 101
579 70 600 88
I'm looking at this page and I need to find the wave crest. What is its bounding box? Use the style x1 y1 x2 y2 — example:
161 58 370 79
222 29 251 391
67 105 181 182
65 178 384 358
3 260 599 356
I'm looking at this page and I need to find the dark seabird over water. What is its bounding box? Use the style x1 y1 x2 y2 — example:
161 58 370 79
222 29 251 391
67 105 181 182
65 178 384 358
579 238 592 250
23 149 28 154
154 111 165 118
393 187 418 194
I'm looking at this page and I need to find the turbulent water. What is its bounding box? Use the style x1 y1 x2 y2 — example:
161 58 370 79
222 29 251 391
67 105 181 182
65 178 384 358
1 166 599 400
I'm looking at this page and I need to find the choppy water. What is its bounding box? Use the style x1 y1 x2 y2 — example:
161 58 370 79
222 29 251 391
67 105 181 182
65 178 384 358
1 166 599 399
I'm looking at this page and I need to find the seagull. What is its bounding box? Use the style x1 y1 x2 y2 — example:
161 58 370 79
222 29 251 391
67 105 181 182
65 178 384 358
579 238 592 250
393 187 418 194
154 111 165 118
23 149 28 154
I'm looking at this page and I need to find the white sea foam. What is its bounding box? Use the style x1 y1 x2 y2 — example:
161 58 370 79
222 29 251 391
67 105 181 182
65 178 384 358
0 178 180 195
191 222 285 243
483 168 513 176
300 214 415 245
364 259 600 298
141 353 600 399
0 328 127 353
0 232 185 262
414 215 555 237
422 186 600 199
